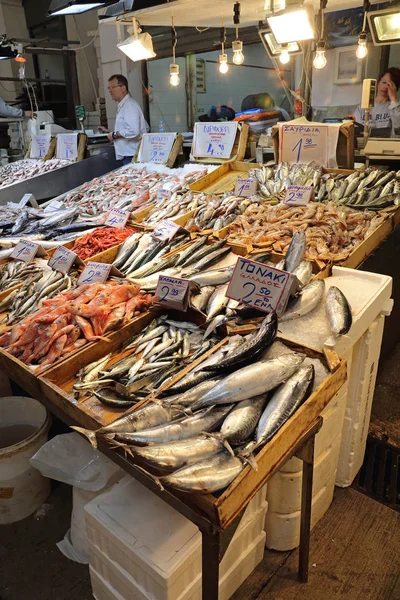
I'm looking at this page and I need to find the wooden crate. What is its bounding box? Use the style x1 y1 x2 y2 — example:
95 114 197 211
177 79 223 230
190 123 249 164
189 161 261 194
272 122 355 170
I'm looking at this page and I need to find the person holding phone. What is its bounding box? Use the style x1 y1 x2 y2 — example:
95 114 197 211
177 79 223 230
354 67 400 137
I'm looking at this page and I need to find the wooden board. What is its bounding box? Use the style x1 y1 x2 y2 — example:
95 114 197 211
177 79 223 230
189 161 261 194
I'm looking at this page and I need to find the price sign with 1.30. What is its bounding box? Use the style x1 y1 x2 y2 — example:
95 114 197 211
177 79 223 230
234 177 257 197
48 246 83 274
155 275 190 312
11 240 42 263
152 220 181 242
284 185 313 206
106 208 130 228
78 262 112 286
226 257 294 316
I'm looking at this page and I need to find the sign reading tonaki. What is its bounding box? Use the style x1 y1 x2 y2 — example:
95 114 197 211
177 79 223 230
138 133 176 163
226 257 294 316
56 133 78 161
192 122 238 159
30 135 51 159
284 185 313 206
280 124 328 166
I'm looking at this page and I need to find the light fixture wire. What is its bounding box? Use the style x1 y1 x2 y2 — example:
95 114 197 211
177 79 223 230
171 16 177 63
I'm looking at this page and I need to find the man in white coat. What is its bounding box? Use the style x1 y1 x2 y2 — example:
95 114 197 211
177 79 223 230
107 74 149 164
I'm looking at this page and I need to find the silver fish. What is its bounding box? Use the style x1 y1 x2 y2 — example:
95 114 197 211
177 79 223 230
292 261 313 289
284 231 306 273
325 286 352 335
281 280 325 322
220 394 267 445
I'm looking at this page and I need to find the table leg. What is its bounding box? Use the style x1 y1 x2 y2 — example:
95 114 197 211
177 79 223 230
298 436 315 583
202 529 221 600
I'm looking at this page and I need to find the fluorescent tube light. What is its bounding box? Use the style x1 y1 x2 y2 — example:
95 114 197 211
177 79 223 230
48 1 115 16
367 7 400 46
267 7 315 44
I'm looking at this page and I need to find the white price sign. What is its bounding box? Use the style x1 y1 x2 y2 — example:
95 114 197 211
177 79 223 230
78 262 111 286
138 133 176 163
226 257 294 316
156 275 190 312
18 193 38 208
105 208 129 228
192 122 238 159
44 200 65 213
152 220 181 242
11 240 41 263
48 246 82 274
30 135 51 159
284 185 313 206
280 124 328 166
57 133 78 161
234 177 257 197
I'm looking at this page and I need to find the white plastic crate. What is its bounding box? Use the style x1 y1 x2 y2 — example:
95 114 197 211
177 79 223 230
85 476 267 600
90 532 266 600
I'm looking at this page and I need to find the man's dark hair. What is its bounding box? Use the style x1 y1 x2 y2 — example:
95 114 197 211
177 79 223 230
378 67 400 91
108 74 129 92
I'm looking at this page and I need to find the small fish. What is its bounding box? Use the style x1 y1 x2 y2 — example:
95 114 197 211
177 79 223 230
325 286 352 335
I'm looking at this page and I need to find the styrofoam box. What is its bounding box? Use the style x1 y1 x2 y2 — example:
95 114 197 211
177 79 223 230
90 532 266 600
85 476 267 600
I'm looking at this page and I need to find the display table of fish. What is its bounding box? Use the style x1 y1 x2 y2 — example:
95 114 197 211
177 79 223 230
0 158 71 189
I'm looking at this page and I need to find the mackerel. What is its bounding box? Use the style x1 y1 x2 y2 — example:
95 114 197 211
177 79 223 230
220 394 267 445
325 286 352 335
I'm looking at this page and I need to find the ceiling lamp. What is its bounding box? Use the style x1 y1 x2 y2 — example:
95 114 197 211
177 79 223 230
258 26 301 60
169 17 179 86
313 0 327 69
48 0 117 15
117 18 156 62
367 6 400 46
232 2 244 65
356 0 369 58
267 5 315 44
219 17 229 74
279 43 290 64
15 43 26 63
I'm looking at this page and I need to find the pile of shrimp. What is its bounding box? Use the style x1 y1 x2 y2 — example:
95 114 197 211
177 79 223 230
71 227 135 260
227 201 386 262
0 281 153 370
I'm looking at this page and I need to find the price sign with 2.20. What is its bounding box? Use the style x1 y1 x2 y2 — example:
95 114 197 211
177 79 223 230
155 275 190 312
226 257 294 316
78 262 111 286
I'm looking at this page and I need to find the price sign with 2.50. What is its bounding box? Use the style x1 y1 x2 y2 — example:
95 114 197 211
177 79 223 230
78 262 111 286
226 257 294 316
155 275 190 312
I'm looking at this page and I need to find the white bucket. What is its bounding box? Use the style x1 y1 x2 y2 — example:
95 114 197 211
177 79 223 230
0 396 51 524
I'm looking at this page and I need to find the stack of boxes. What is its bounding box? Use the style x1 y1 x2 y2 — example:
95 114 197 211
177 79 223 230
85 476 268 600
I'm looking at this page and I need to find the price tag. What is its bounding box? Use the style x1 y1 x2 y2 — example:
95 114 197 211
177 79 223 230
155 275 190 312
226 257 294 316
44 199 65 213
284 185 313 206
138 133 176 164
152 220 181 242
56 133 78 161
48 246 83 274
77 262 112 286
11 240 41 263
234 177 257 197
105 208 130 228
192 122 238 159
18 193 38 209
280 124 328 166
30 135 51 159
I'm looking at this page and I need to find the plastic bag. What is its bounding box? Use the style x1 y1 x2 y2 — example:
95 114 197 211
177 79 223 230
30 432 122 491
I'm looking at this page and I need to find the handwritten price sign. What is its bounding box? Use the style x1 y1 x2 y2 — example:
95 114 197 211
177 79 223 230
78 262 111 286
226 257 294 316
234 177 257 198
155 275 190 312
57 133 78 161
152 220 181 242
105 208 129 228
193 122 238 159
280 124 328 166
30 135 51 159
48 246 82 274
138 133 176 164
284 185 313 206
11 240 41 263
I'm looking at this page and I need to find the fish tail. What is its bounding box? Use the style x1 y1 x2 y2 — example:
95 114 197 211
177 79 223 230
135 464 165 492
71 426 98 448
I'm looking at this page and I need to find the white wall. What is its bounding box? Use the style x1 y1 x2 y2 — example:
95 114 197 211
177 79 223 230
147 56 187 133
311 44 381 110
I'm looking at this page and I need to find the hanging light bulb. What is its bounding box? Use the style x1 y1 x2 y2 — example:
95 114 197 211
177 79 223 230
313 40 327 69
279 44 290 64
232 3 244 65
356 32 368 58
169 63 180 86
219 53 229 73
15 43 26 63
